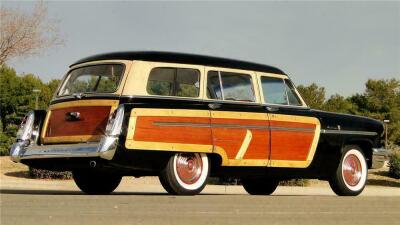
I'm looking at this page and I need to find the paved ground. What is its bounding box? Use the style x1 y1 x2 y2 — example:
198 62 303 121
1 177 400 225
1 157 399 225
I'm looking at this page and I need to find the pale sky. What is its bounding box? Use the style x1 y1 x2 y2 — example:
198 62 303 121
3 1 400 97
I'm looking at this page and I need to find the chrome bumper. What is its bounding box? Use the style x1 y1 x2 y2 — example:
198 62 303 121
10 136 118 163
371 147 389 169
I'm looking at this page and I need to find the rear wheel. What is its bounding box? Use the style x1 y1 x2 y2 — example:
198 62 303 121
159 152 209 195
72 170 122 194
329 145 368 196
242 178 279 195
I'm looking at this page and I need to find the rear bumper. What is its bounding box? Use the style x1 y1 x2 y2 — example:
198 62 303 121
10 136 118 163
371 147 389 169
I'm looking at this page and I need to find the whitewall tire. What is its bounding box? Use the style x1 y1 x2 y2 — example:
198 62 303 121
329 145 368 196
159 152 209 195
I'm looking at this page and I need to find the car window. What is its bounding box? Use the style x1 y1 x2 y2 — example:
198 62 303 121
147 67 200 97
207 71 255 102
59 64 124 96
260 76 301 106
284 79 302 106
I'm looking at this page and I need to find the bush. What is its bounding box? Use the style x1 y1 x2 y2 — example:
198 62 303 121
388 150 400 179
29 167 72 179
279 179 310 187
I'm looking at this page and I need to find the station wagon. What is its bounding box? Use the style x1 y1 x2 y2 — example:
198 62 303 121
10 51 388 196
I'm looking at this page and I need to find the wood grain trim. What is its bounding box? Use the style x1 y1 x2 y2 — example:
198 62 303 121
43 135 103 144
269 116 321 168
48 100 119 110
41 99 119 143
131 108 210 118
125 108 321 168
211 111 268 120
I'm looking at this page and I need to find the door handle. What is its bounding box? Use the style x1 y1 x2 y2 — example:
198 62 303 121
208 103 221 110
265 106 279 112
65 112 81 121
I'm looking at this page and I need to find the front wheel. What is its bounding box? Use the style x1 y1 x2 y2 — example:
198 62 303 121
329 145 368 196
242 178 279 195
159 152 209 195
72 170 122 194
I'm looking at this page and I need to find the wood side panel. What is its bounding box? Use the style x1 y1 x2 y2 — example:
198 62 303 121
269 120 316 161
243 131 269 159
211 118 270 160
133 116 213 145
46 106 111 137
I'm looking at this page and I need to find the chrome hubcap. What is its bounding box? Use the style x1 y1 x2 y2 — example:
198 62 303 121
175 153 203 185
343 154 362 186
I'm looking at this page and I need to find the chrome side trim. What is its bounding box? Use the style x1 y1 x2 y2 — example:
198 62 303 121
320 129 377 136
153 121 315 133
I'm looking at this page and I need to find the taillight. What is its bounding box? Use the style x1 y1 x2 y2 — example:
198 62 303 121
16 111 35 142
105 105 124 136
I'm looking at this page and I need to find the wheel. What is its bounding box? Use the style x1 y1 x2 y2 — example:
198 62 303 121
159 152 209 195
329 145 368 196
242 178 279 195
72 170 122 194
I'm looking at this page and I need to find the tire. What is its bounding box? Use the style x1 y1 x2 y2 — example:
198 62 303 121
72 170 122 195
329 145 368 196
159 152 209 195
242 178 279 195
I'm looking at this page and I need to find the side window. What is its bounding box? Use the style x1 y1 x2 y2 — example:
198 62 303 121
147 67 200 97
207 71 255 102
284 79 302 106
206 71 222 99
260 77 302 106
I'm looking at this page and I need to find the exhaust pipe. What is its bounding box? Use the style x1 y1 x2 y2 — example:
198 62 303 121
89 160 97 168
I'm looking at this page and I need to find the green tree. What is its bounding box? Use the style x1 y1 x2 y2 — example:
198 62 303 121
0 65 58 155
324 94 355 114
350 79 400 144
297 83 326 109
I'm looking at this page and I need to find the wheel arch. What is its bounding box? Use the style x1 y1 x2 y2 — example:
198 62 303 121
208 153 223 176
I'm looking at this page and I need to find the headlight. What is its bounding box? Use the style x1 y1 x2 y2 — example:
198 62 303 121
16 111 35 142
105 105 125 136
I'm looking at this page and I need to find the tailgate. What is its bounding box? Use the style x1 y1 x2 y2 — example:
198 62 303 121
41 99 119 144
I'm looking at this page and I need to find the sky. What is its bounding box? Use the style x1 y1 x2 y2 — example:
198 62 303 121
3 1 400 97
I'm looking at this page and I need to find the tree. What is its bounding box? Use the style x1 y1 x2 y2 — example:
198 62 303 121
350 79 400 144
0 65 60 155
297 83 326 109
0 2 63 65
324 94 355 114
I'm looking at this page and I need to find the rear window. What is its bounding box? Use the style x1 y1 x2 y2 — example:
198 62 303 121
59 64 124 96
147 67 200 97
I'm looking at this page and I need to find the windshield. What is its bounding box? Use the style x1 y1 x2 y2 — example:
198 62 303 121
58 64 124 96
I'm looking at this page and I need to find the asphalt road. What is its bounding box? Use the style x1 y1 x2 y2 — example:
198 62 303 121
1 190 399 225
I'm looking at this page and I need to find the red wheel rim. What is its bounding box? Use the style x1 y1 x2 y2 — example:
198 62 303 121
343 154 362 186
175 153 203 185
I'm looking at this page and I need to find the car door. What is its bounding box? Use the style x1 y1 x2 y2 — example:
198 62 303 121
205 67 271 166
257 73 321 168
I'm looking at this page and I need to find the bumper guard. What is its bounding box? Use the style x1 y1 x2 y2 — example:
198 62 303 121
371 147 388 169
10 136 118 163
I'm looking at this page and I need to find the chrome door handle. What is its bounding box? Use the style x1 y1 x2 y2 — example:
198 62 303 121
208 103 221 110
265 106 279 112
